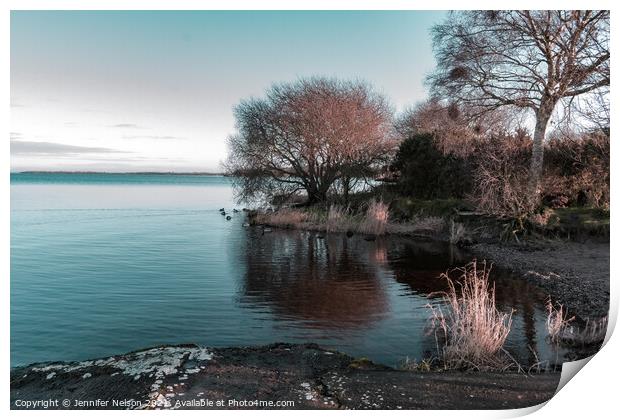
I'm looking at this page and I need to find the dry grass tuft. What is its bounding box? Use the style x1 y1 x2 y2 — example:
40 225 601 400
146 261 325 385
326 204 348 233
545 299 575 344
255 208 312 229
359 200 389 235
546 299 607 346
428 260 514 370
563 316 608 346
449 220 467 244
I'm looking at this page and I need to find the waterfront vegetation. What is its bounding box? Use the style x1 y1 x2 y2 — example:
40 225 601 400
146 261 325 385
427 261 513 371
226 11 610 371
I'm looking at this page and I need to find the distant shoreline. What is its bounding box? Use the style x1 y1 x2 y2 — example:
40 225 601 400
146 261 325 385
11 171 227 176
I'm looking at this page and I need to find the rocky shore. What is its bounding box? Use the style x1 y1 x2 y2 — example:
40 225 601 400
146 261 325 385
11 343 560 410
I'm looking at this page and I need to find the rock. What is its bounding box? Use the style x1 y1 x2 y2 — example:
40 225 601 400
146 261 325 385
226 216 232 221
10 343 560 410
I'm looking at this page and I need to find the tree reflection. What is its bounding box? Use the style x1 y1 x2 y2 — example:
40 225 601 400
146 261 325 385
237 230 390 330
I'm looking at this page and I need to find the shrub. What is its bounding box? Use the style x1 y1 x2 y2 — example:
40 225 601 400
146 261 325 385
543 132 610 209
428 261 513 370
392 133 473 199
391 129 609 220
470 133 535 218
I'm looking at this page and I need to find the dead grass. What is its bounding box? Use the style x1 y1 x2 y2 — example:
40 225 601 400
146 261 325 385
545 300 575 344
428 260 514 370
326 204 348 233
561 316 608 346
359 200 389 235
449 220 466 244
386 216 447 236
254 208 313 229
546 299 607 346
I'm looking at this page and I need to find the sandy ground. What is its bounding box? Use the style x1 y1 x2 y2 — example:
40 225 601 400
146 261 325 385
471 240 610 320
10 343 560 410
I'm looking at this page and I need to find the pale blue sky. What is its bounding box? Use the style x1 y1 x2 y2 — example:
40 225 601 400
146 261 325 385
11 11 447 172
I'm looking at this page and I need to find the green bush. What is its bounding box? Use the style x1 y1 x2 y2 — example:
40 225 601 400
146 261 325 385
392 133 473 199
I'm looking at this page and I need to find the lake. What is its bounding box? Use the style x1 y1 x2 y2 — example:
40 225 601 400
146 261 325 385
11 173 559 368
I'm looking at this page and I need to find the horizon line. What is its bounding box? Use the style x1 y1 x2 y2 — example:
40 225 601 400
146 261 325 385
11 171 227 175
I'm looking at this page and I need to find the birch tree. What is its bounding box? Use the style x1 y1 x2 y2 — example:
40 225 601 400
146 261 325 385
429 10 609 202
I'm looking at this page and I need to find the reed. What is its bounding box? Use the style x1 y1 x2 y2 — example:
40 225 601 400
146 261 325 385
546 299 607 346
359 200 389 236
255 208 311 228
326 204 348 233
428 260 514 370
545 300 575 344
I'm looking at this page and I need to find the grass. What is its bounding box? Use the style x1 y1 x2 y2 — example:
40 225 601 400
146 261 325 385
545 300 575 344
561 316 608 346
546 299 608 347
326 204 349 233
449 220 467 244
390 197 470 221
253 208 314 229
252 200 393 236
526 207 610 239
400 356 435 372
427 260 514 370
359 200 389 235
348 357 375 369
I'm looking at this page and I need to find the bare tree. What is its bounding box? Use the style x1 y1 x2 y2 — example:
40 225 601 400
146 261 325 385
225 77 396 205
429 10 609 201
395 98 521 158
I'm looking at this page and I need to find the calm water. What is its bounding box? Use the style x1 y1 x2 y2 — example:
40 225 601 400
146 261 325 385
11 173 558 367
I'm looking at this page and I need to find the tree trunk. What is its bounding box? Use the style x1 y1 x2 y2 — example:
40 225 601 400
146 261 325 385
306 187 327 205
343 177 350 204
528 102 553 207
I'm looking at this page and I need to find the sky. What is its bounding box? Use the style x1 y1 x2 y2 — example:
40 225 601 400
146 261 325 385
11 10 447 172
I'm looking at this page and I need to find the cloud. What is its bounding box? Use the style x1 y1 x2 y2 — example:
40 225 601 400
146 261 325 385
11 140 126 156
122 135 186 140
107 123 145 129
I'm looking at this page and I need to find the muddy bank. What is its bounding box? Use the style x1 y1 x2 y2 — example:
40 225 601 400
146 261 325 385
11 343 560 410
470 241 609 321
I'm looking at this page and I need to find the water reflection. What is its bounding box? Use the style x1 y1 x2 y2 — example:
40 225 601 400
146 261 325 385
235 228 556 365
11 175 560 368
238 231 390 330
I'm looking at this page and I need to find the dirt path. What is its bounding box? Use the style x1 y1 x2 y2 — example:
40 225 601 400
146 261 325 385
11 343 559 410
471 240 609 320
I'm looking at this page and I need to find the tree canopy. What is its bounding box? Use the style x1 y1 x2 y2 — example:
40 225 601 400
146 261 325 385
429 10 609 198
225 77 396 204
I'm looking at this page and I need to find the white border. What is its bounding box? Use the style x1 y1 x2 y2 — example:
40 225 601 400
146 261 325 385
3 1 617 419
